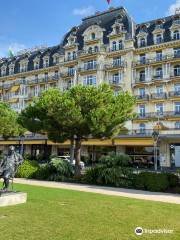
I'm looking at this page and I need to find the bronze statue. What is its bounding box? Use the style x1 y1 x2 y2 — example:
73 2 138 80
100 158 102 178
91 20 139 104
0 146 24 191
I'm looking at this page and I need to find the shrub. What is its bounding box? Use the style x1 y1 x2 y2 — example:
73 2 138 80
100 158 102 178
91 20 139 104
166 173 179 188
15 160 39 179
83 153 133 187
134 172 169 192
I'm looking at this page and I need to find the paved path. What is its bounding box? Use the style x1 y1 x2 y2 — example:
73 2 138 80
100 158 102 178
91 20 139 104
14 178 180 205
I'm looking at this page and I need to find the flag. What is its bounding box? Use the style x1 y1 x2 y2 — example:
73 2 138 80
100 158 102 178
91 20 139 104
8 48 14 58
107 0 111 4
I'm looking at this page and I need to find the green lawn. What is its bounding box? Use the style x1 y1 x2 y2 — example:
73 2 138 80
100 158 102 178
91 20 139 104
0 184 179 240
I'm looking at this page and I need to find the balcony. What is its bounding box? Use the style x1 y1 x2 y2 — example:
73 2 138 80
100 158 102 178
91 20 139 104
79 64 98 73
136 94 149 101
151 92 167 100
135 111 180 120
61 71 75 79
78 49 99 58
109 78 122 86
134 77 147 84
169 91 180 98
152 75 164 81
64 56 77 62
109 46 124 53
105 62 125 70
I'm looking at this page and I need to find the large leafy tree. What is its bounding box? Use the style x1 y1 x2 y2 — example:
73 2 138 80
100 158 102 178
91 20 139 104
0 102 24 139
18 84 136 175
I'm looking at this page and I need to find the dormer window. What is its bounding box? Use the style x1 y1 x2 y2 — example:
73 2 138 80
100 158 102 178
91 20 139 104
91 33 96 40
139 38 146 47
9 65 14 75
156 34 163 44
43 57 49 68
67 52 71 61
34 61 39 70
20 62 28 72
72 51 76 60
53 55 59 65
116 26 120 34
173 30 180 40
1 66 6 76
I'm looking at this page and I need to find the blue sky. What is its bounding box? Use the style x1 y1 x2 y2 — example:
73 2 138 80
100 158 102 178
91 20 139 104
0 0 179 57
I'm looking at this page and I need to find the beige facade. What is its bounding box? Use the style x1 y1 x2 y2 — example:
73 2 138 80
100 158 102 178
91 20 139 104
0 7 180 168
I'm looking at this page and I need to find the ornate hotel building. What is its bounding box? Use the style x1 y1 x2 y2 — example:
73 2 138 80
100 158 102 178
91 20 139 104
0 6 180 168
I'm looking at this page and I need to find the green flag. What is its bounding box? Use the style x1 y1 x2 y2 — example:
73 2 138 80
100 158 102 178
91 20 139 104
8 48 14 58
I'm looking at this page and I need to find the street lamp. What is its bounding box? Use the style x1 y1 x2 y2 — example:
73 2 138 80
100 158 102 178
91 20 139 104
152 130 159 171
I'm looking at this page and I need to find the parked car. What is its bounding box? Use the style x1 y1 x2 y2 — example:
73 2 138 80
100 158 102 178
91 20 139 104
57 156 85 169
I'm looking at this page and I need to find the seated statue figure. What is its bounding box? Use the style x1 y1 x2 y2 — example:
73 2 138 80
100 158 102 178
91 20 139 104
0 146 24 191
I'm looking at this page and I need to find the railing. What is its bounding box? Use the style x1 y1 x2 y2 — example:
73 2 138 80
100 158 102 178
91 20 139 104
79 64 98 72
109 79 122 86
105 62 125 69
133 54 180 66
27 75 59 85
152 75 164 81
78 49 99 56
169 91 180 97
64 56 77 62
109 46 124 52
135 111 180 119
136 94 149 100
151 92 167 99
134 77 147 83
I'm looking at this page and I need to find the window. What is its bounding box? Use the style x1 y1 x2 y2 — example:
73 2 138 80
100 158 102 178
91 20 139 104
139 123 146 134
174 65 180 76
84 60 96 70
34 61 39 70
67 52 71 61
139 38 146 47
174 84 180 95
139 105 146 117
54 71 59 78
54 56 59 64
175 121 180 129
83 75 96 86
94 46 99 52
35 75 38 82
72 51 76 60
113 57 121 66
139 88 145 97
112 41 117 51
140 54 146 64
43 58 49 68
175 102 180 114
116 26 120 34
156 103 163 115
9 66 14 75
119 40 123 50
68 67 75 76
91 33 96 40
20 63 28 72
156 86 163 97
88 47 93 54
44 73 48 81
139 70 145 82
173 30 180 40
156 34 163 44
174 48 180 58
112 73 121 83
156 51 162 61
155 67 163 78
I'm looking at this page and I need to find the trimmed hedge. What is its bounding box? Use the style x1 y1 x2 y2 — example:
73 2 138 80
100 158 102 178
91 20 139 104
134 172 179 192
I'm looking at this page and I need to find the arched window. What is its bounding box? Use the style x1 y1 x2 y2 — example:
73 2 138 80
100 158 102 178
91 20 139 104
72 51 76 60
140 38 146 47
156 34 163 44
116 26 120 34
173 30 180 40
139 123 146 134
88 47 92 54
139 70 145 82
94 46 99 52
175 121 180 129
174 65 180 76
67 52 71 61
119 40 123 50
91 33 96 40
112 41 117 51
156 67 163 78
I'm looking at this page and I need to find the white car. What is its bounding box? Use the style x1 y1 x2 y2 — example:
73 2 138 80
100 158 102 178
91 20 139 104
57 156 85 169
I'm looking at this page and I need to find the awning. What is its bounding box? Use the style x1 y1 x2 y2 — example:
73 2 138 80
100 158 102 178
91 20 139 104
10 85 20 92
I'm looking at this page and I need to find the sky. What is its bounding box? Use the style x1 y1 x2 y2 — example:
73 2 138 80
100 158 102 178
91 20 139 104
0 0 179 57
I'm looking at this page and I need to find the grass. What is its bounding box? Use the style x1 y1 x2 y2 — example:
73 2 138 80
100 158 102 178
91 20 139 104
0 184 179 240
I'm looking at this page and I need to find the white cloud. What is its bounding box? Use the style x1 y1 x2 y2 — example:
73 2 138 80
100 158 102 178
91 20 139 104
0 42 26 57
73 6 95 17
167 0 180 15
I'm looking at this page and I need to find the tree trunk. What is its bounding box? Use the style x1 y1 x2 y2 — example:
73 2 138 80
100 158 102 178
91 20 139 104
70 138 75 164
74 139 82 176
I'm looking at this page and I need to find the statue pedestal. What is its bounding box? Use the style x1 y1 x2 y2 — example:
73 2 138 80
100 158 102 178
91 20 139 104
0 192 27 207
